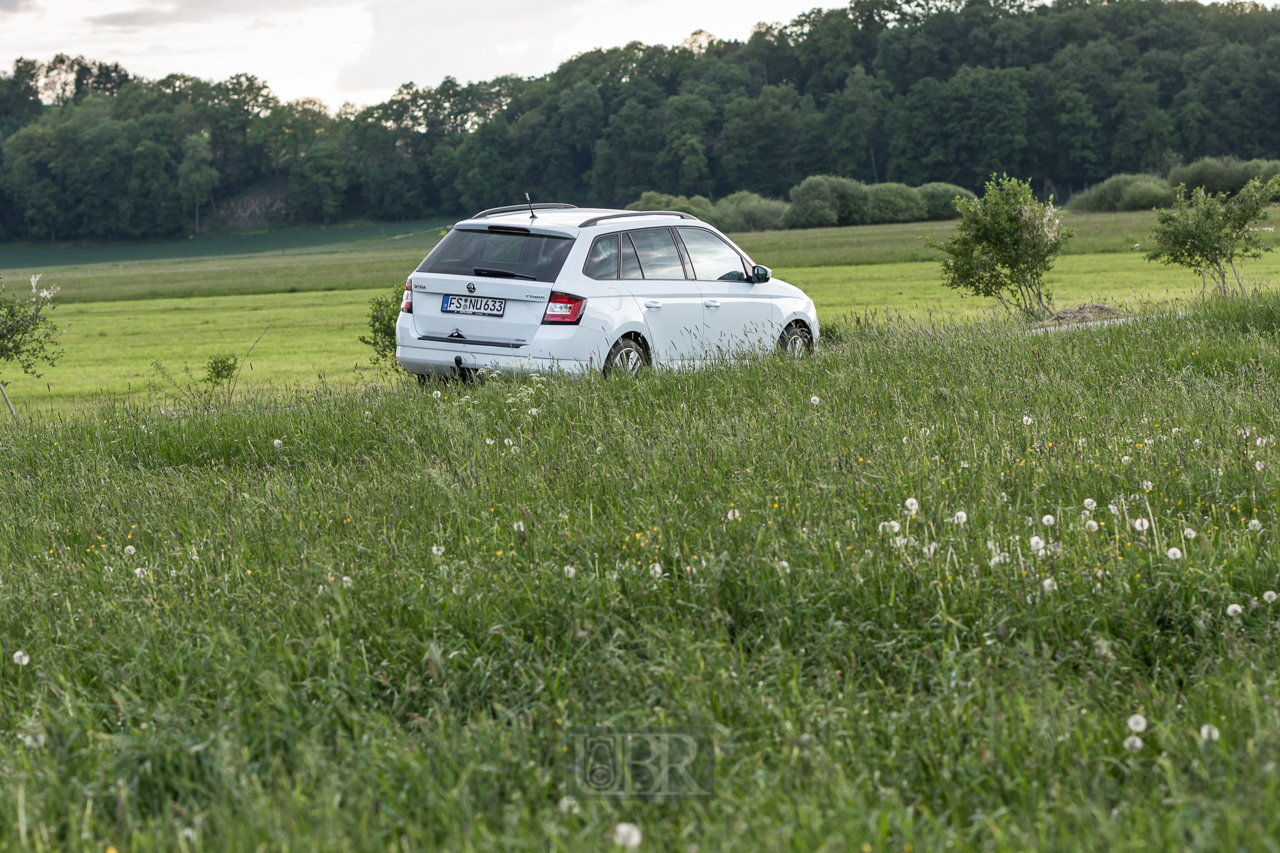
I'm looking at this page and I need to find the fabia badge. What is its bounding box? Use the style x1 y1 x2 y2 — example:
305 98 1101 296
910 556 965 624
467 282 476 293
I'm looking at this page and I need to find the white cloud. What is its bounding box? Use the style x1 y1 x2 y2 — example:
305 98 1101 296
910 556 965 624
1 0 825 108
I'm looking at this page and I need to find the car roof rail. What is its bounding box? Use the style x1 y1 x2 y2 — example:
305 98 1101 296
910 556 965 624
471 203 578 219
578 210 700 228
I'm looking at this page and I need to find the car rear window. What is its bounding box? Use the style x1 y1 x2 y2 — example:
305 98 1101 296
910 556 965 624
417 228 574 282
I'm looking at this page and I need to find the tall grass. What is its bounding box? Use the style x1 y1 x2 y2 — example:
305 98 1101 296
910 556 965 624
0 294 1278 849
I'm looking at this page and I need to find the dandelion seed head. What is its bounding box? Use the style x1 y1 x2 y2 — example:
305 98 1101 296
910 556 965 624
433 390 441 398
810 395 821 406
1133 518 1150 533
1256 461 1266 472
1127 714 1147 733
1265 591 1277 604
612 823 642 849
528 408 540 416
13 650 29 666
563 565 576 579
1124 735 1144 753
1042 514 1055 527
1167 547 1182 561
1042 577 1056 592
1142 480 1153 491
1023 415 1033 426
1200 724 1220 741
952 511 968 525
431 545 445 556
513 521 525 532
649 563 663 579
504 438 515 446
124 545 136 556
1227 603 1243 617
1183 528 1196 539
342 576 352 588
1029 535 1045 551
1084 499 1097 511
273 439 283 448
726 508 740 521
1249 519 1263 532
1085 520 1099 532
904 497 919 514
1121 455 1132 463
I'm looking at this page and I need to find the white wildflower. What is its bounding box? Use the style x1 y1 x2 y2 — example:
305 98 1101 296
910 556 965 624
1257 461 1266 472
998 492 1008 502
1023 415 1033 426
1109 503 1120 516
273 439 283 448
513 521 525 532
13 650 29 666
528 408 540 416
504 438 514 446
1183 528 1196 539
810 395 821 406
951 511 967 525
432 545 445 556
612 823 642 849
1249 519 1263 531
726 508 740 521
649 563 663 579
1199 724 1220 741
342 576 352 588
124 545 136 556
1042 577 1056 592
778 560 790 572
558 795 579 814
1121 455 1132 463
433 390 441 398
1078 438 1087 447
563 566 576 579
1142 480 1153 491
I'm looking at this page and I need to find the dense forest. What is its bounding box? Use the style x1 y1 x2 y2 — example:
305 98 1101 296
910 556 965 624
2 0 1280 241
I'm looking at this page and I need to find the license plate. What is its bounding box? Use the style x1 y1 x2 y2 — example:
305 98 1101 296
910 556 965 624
442 294 506 317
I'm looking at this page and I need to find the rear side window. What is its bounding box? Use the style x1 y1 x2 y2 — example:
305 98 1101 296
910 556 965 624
677 227 749 281
584 234 619 280
417 228 574 282
628 228 687 280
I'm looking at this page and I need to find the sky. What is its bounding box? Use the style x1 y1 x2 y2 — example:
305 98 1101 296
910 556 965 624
0 0 830 110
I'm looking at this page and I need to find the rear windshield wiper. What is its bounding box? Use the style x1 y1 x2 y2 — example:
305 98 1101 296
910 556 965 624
473 267 537 280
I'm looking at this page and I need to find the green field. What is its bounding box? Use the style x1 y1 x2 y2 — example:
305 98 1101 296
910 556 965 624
3 209 1279 410
2 294 1279 849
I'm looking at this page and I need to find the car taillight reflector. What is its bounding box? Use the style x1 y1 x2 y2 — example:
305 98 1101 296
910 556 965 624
401 280 412 313
542 292 585 324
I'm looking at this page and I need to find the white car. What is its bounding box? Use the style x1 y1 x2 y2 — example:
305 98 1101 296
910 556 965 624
395 203 819 378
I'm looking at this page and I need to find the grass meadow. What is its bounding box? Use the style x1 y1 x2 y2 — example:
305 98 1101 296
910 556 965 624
1 292 1279 850
5 208 1280 410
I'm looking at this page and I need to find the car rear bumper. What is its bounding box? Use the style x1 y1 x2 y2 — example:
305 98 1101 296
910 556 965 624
394 314 605 376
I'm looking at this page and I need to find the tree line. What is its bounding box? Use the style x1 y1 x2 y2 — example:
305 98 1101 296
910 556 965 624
2 0 1280 242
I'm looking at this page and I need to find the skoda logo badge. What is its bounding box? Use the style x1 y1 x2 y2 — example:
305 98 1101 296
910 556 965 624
466 282 476 293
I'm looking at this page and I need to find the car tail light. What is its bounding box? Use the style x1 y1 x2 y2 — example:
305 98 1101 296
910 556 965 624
401 280 412 313
542 291 585 325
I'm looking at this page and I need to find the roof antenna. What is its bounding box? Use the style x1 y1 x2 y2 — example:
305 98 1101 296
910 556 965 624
525 192 537 220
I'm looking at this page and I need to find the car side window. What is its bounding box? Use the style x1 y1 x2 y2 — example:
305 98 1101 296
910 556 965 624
626 228 687 280
677 227 749 282
620 233 643 280
584 233 619 280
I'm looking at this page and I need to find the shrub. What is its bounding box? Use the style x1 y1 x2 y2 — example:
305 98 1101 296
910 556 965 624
1144 176 1280 297
1067 174 1173 212
917 183 977 220
710 191 789 233
624 191 716 221
0 273 61 423
1117 178 1176 210
359 289 402 369
782 175 873 229
867 183 928 223
781 176 839 229
1168 157 1280 196
928 174 1073 319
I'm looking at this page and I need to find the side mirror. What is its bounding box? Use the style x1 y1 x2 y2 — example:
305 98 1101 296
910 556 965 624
752 265 771 284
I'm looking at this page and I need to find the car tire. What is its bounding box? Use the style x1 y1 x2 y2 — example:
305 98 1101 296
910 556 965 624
603 337 649 378
779 322 813 358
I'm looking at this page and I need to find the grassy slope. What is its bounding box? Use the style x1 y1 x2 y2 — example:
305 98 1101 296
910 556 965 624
1 296 1279 849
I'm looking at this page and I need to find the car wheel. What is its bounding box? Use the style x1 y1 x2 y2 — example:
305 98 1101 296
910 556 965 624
779 322 813 358
604 337 649 378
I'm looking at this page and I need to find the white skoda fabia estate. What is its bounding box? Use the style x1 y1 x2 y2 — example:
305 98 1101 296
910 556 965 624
395 203 819 378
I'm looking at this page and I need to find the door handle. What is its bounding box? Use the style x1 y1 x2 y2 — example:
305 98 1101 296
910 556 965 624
644 300 662 309
704 299 722 308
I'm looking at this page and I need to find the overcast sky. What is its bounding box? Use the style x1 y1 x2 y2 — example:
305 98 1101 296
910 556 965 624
0 0 833 110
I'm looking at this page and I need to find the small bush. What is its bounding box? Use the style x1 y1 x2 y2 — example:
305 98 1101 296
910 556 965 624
782 176 840 229
1066 174 1173 212
1168 157 1280 196
710 191 789 233
202 354 238 387
917 183 977 220
867 182 927 223
1117 179 1176 211
625 191 716 221
359 290 401 369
